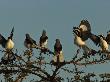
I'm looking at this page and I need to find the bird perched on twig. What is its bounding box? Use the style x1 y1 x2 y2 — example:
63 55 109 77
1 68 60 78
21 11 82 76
0 27 15 64
73 20 93 56
24 33 38 50
0 27 14 51
106 30 110 45
90 31 110 52
39 30 48 48
53 39 64 63
39 30 48 53
73 20 91 41
73 29 92 56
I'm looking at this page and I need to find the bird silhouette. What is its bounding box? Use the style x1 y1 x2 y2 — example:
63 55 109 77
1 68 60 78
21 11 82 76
39 30 48 54
0 27 14 50
24 33 37 50
53 39 64 63
39 30 48 48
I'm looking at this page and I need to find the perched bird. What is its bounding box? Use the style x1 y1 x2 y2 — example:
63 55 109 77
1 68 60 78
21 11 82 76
106 30 110 45
90 33 110 52
73 20 99 56
73 29 91 56
0 27 14 50
98 35 108 51
24 33 37 49
53 39 64 63
39 30 48 48
73 20 91 41
0 27 15 64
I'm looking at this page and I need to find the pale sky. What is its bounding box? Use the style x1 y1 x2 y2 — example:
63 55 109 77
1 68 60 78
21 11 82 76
0 0 110 81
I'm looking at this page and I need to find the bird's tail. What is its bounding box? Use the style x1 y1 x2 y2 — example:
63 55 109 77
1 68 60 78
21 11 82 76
82 45 97 56
82 45 91 55
89 33 100 46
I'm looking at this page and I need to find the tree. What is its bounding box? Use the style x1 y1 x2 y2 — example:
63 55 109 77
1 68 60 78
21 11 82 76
0 22 110 82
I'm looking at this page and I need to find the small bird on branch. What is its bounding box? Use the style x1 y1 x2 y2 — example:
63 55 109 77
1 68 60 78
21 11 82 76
24 33 38 50
52 39 64 63
0 27 14 51
39 30 48 54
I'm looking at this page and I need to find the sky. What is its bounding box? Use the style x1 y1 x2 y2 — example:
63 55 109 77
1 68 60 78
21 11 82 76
0 0 110 81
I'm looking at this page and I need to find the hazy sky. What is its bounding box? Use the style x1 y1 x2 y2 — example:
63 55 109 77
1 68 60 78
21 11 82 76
0 0 110 81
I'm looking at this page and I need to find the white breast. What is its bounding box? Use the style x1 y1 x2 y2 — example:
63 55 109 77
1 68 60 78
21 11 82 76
53 51 64 62
79 25 87 31
6 39 14 50
41 40 48 48
100 38 108 51
74 35 85 47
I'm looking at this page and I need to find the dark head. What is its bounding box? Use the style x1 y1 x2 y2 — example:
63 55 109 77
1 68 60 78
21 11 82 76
73 26 78 30
56 39 60 43
8 36 12 40
42 30 46 36
73 29 80 36
107 30 110 34
98 34 105 39
80 20 90 28
25 33 30 39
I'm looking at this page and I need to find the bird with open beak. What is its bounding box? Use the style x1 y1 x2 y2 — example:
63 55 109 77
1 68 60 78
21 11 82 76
73 20 94 56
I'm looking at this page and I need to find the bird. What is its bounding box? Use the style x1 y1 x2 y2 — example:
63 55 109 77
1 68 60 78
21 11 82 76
106 30 110 45
24 33 37 50
73 20 91 41
73 20 99 56
53 39 64 63
0 27 14 50
90 32 110 52
39 30 48 54
0 27 15 64
73 29 92 56
39 30 48 48
73 19 100 47
98 35 108 51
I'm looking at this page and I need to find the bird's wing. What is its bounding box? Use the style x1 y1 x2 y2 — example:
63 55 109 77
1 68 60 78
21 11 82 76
81 31 91 41
40 36 48 44
10 27 14 38
90 33 100 46
106 31 110 45
0 34 7 47
79 20 91 32
29 37 37 45
54 43 62 53
73 20 91 41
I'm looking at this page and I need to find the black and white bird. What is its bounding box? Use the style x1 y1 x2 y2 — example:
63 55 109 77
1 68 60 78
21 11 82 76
53 39 64 63
24 33 37 50
73 20 91 41
39 30 48 48
90 31 110 52
99 35 108 51
73 29 91 56
0 27 15 64
73 20 93 55
0 27 14 50
106 30 110 45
